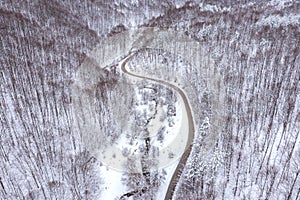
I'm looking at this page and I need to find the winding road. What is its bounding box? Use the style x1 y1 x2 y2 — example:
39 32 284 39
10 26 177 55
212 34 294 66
120 52 195 200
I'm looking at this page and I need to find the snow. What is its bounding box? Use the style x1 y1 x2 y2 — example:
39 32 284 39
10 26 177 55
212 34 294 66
256 13 300 28
2 1 299 199
156 160 179 199
99 154 181 200
94 57 190 173
88 46 196 198
199 3 231 13
99 166 127 200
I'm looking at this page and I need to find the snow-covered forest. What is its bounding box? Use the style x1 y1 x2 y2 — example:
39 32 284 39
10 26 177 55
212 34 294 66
0 0 299 199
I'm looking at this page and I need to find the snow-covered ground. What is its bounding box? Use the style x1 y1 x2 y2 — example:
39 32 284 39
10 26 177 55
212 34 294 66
100 166 127 200
2 1 299 200
97 56 192 199
99 159 180 200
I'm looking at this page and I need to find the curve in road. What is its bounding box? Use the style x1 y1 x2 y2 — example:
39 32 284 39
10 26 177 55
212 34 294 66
121 51 195 200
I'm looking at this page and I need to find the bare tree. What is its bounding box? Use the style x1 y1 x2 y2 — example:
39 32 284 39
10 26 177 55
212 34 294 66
1 1 299 200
